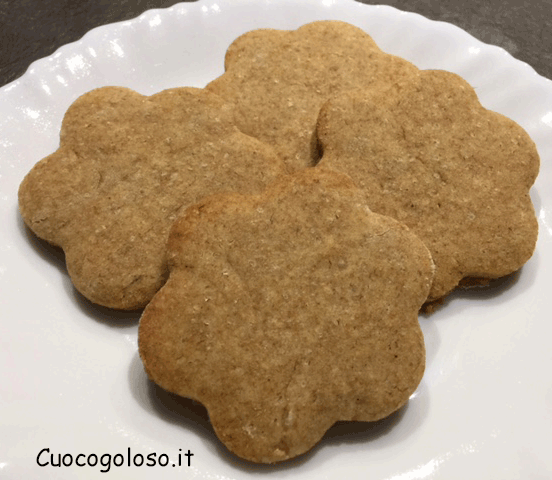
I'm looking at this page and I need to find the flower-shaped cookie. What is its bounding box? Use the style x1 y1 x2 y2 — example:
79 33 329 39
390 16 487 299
138 168 434 463
18 87 287 309
206 20 418 172
316 70 540 303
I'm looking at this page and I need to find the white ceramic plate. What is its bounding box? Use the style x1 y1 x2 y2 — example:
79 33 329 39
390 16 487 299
1 0 551 478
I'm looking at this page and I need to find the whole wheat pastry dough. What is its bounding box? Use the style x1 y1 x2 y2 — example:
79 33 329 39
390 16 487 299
138 168 434 463
206 20 419 171
316 69 539 303
18 86 287 309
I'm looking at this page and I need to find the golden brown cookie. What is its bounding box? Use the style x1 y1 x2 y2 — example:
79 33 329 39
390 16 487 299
138 168 434 463
316 69 539 303
206 20 419 172
18 86 287 309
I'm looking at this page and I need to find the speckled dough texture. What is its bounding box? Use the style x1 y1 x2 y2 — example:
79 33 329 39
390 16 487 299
18 86 287 309
206 20 419 172
316 69 540 302
138 168 434 463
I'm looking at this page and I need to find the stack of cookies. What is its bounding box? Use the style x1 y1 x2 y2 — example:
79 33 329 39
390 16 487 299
18 21 539 464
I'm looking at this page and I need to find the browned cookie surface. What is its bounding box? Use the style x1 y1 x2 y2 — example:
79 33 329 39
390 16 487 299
139 168 434 463
18 86 287 309
206 20 418 171
316 70 539 302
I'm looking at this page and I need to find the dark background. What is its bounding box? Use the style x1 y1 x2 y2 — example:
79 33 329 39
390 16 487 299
0 0 551 88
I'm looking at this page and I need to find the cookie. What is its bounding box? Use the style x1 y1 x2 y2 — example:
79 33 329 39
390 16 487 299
138 168 434 463
18 86 287 309
206 20 419 172
316 69 540 303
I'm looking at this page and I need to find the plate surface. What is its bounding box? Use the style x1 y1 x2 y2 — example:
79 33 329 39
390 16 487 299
1 0 551 478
